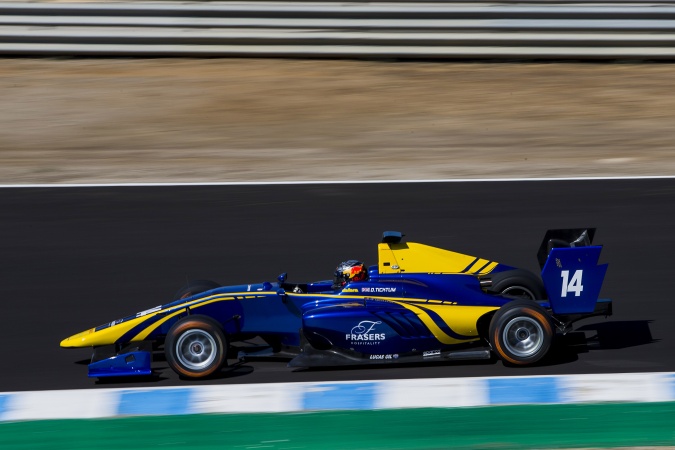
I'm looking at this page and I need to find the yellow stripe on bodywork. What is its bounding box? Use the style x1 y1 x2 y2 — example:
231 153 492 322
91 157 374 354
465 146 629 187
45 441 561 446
478 262 499 274
60 314 155 348
191 295 236 309
466 259 490 274
131 308 187 341
60 292 252 348
393 301 498 345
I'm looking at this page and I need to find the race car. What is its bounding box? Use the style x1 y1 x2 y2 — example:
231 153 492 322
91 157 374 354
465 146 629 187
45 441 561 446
61 229 611 379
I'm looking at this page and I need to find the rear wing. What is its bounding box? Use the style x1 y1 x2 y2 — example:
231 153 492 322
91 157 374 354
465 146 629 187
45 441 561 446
538 229 608 315
537 228 596 269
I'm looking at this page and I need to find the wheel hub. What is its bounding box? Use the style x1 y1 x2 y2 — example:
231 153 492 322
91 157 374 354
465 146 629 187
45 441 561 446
502 316 544 358
516 327 530 341
190 343 203 355
175 329 217 370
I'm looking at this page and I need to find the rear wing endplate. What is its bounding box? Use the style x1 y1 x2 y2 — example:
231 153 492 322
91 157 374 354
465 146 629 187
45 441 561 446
537 228 596 269
538 228 608 315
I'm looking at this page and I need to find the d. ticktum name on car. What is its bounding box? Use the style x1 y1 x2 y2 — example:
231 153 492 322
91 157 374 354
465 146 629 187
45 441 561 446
361 287 397 293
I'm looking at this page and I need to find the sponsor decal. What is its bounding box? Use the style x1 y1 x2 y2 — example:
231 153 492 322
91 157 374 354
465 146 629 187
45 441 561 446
136 306 161 317
369 354 399 360
342 288 359 293
423 349 441 357
346 320 386 345
361 287 397 293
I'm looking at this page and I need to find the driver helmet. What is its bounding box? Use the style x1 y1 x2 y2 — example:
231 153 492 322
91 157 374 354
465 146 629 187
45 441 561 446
333 260 367 289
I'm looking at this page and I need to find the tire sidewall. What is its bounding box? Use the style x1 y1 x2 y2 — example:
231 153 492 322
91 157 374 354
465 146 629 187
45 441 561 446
490 269 546 300
489 300 553 365
165 315 227 378
173 280 221 301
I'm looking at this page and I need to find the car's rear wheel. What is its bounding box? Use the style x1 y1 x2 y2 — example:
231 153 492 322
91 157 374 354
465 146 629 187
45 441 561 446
489 300 553 365
500 284 536 300
165 316 227 378
489 269 546 300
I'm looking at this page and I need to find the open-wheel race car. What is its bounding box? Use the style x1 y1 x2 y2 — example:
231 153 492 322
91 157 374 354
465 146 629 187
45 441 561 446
61 229 611 379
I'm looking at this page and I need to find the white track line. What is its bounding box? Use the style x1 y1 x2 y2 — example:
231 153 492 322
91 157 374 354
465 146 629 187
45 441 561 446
1 175 675 188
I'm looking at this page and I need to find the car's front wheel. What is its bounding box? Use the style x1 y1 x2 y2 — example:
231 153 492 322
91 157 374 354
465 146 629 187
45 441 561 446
172 280 221 301
165 316 227 378
489 300 553 366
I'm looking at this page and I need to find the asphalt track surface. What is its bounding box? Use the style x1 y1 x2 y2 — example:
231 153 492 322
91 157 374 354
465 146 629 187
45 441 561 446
1 179 673 392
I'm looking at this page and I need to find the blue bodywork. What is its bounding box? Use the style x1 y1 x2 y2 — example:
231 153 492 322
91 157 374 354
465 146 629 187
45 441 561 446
75 229 611 377
89 351 152 378
542 246 608 314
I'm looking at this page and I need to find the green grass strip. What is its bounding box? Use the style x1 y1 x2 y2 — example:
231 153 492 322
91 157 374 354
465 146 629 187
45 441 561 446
1 402 674 450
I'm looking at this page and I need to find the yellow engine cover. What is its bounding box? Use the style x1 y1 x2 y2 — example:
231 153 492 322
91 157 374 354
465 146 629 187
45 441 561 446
378 242 499 275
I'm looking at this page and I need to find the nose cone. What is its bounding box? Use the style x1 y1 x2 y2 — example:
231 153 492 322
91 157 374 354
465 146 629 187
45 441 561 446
60 328 95 348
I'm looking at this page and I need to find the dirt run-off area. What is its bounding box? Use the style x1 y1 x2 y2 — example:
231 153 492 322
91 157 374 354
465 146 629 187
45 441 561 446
1 58 674 184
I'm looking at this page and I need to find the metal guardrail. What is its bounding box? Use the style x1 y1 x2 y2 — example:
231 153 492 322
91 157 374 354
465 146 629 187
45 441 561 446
1 2 675 59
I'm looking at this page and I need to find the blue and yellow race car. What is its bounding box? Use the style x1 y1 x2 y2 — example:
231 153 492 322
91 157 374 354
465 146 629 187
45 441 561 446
61 229 611 379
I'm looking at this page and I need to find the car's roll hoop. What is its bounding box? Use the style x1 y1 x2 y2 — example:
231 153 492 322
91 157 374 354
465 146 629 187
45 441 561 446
382 230 404 244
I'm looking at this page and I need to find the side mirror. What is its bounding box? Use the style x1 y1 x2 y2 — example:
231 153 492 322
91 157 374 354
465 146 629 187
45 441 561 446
278 273 288 283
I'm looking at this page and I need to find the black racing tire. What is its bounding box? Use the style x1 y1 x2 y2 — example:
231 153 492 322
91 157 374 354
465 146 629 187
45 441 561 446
165 315 227 378
490 269 546 300
489 299 553 366
172 279 220 301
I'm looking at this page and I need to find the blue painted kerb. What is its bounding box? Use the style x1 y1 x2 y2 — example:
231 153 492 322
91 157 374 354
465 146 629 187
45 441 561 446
0 395 10 420
488 377 561 404
118 389 193 416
